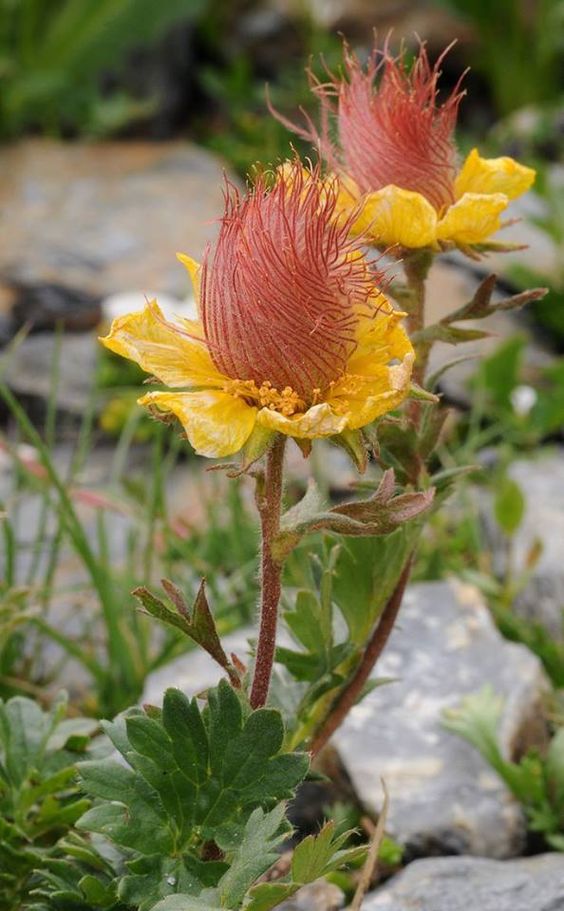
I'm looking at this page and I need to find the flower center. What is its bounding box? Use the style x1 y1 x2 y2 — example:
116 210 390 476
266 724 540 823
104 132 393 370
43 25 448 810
225 379 314 416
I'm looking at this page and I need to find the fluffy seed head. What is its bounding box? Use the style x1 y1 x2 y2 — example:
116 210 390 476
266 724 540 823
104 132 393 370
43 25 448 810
275 42 465 212
200 163 378 401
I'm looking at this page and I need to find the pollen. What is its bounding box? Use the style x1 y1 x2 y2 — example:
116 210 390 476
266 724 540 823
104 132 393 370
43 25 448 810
328 373 369 414
330 374 365 397
225 379 306 416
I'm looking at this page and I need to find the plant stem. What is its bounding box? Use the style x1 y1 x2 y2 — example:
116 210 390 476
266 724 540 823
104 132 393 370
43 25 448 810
404 252 432 429
250 435 286 708
310 554 413 756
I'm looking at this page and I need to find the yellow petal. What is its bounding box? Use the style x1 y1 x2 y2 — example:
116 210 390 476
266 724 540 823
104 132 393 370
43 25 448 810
99 299 224 389
436 192 508 245
345 354 415 429
455 148 536 201
257 403 349 438
139 390 257 458
351 185 437 249
351 304 413 375
176 253 201 307
333 172 362 217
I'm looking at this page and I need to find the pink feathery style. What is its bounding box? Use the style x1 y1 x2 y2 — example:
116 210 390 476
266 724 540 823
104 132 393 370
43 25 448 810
100 160 413 457
273 41 465 213
201 164 379 401
270 40 536 251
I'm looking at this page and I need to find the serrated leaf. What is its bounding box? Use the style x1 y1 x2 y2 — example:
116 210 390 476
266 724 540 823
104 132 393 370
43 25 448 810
78 760 172 854
218 805 288 907
243 823 366 911
73 681 309 905
134 581 239 686
162 689 209 787
119 854 225 911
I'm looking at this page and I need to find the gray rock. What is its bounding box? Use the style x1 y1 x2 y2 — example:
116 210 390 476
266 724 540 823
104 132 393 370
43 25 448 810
278 880 343 911
0 331 98 415
334 580 549 859
364 854 564 911
142 627 253 705
0 140 233 302
483 451 564 638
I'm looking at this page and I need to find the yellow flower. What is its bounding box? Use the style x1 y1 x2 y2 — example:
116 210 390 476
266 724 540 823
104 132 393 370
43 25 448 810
99 165 413 459
353 150 534 249
273 43 535 251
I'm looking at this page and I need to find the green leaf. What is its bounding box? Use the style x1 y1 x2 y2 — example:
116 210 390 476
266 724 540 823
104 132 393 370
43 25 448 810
74 681 309 904
274 471 433 560
134 581 239 686
546 728 564 810
119 854 226 911
443 687 540 804
285 590 326 654
77 760 173 854
243 822 366 911
2 695 47 785
243 882 299 911
332 525 419 644
79 873 117 908
412 324 491 346
494 477 525 537
152 897 222 911
218 805 288 907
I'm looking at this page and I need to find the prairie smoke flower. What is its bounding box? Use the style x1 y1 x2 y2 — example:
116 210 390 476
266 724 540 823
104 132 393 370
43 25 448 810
278 44 535 250
100 165 413 458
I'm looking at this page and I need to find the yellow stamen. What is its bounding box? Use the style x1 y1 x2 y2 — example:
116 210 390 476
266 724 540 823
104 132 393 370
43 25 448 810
225 379 306 416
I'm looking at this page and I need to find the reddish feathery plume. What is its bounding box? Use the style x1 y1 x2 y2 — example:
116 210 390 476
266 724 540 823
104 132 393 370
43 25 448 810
272 42 465 212
200 163 378 401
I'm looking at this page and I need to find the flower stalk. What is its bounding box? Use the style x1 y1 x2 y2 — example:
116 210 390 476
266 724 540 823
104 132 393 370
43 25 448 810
250 434 287 708
309 554 414 756
403 251 433 431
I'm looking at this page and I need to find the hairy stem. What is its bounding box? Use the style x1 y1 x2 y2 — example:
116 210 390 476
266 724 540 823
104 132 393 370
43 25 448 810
250 435 286 708
404 252 432 431
310 554 414 756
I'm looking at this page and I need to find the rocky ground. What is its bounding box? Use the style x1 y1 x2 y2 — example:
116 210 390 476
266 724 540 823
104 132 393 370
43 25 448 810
1 139 563 908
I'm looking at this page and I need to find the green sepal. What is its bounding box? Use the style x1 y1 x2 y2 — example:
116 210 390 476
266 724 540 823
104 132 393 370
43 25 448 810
330 428 368 473
229 425 276 477
408 383 440 403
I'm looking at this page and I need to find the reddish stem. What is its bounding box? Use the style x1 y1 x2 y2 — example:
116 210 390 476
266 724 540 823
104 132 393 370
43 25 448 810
310 554 414 756
250 435 286 708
